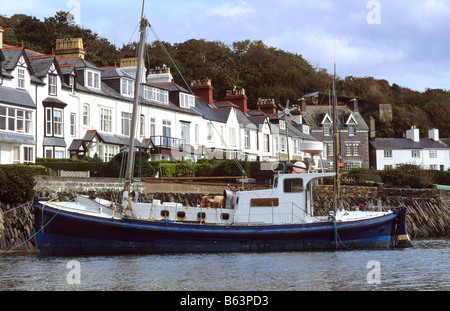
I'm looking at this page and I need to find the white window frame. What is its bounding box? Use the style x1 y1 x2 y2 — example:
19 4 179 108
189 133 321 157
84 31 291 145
384 150 392 158
70 113 76 136
264 134 270 152
86 70 100 89
180 93 195 108
121 112 132 136
53 108 63 137
17 68 26 89
244 130 250 149
429 150 437 159
100 107 112 132
49 74 57 95
411 150 420 158
229 127 236 147
121 79 134 97
83 104 89 127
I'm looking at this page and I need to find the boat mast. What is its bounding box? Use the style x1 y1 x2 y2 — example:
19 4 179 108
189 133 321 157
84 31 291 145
332 51 341 213
124 2 148 194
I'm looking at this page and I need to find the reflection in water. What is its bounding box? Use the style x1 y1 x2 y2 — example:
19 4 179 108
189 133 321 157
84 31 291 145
1 239 448 291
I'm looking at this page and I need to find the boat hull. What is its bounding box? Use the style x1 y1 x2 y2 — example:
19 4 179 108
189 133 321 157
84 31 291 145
33 199 411 256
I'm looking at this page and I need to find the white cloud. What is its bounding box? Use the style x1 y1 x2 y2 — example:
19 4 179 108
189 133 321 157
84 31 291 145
207 0 254 18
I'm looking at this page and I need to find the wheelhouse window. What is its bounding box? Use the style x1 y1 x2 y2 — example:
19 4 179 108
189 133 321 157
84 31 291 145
284 178 303 193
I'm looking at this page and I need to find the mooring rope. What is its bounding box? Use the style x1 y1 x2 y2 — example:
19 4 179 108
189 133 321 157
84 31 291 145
0 199 74 256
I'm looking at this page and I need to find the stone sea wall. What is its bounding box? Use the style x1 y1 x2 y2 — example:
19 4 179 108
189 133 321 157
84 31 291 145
1 177 449 252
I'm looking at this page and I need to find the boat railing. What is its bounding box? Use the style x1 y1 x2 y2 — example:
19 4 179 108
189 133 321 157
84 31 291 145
243 201 311 225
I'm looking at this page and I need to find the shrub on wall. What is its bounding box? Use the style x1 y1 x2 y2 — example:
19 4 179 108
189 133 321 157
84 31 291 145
0 165 37 204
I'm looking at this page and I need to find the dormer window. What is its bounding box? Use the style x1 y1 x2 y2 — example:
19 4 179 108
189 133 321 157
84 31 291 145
17 68 26 89
348 125 355 136
143 85 168 104
323 124 331 136
121 78 134 97
180 93 195 108
48 74 57 95
86 70 100 89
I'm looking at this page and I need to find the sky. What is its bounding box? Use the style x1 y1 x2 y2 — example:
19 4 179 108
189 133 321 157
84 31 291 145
2 0 450 92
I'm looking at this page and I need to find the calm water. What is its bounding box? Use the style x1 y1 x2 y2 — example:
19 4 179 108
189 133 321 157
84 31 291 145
0 239 448 291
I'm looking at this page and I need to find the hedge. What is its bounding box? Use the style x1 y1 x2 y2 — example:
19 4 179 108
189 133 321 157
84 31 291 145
0 165 45 204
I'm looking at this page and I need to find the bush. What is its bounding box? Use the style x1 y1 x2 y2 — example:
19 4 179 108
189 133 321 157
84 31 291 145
379 164 436 188
0 165 36 204
176 160 195 177
212 159 249 177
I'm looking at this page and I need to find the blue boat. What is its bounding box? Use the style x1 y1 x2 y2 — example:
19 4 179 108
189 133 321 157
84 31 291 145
33 171 412 256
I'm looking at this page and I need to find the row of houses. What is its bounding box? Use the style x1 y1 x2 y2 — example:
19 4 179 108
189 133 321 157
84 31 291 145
0 30 449 171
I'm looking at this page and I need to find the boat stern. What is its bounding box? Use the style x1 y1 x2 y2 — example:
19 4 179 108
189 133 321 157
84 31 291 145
394 207 413 248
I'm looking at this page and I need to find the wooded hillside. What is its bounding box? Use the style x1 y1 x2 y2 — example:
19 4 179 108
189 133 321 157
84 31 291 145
1 11 449 138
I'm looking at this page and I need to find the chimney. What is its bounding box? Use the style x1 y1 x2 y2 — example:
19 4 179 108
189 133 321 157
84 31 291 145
406 127 420 142
0 26 3 50
428 128 439 141
120 57 147 84
299 98 307 112
256 98 277 116
55 38 85 59
224 87 248 114
191 79 214 106
147 64 173 83
350 98 359 112
369 116 376 140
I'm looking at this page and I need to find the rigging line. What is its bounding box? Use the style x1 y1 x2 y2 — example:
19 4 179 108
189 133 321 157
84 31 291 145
149 25 246 175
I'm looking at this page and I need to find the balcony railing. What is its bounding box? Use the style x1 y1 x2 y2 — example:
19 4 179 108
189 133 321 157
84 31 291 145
151 136 186 149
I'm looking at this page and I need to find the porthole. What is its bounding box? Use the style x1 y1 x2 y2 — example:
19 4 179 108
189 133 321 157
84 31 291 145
161 210 169 218
177 211 186 219
221 213 230 220
197 212 206 220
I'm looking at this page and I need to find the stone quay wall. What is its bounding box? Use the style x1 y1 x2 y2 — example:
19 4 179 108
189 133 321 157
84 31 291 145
1 177 449 252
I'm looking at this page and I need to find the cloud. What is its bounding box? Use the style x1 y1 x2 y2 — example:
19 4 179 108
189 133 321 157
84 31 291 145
207 0 254 18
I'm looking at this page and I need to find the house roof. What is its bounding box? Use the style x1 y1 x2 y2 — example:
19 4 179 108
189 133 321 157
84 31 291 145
370 138 449 150
0 85 36 109
100 67 134 79
302 105 369 131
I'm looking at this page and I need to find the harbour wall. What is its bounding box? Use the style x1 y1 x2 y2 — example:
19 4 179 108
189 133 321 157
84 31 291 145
1 177 449 252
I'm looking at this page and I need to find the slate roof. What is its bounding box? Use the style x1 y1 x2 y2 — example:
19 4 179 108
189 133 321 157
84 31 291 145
82 131 144 148
370 138 449 150
0 85 36 108
100 67 134 79
302 105 369 131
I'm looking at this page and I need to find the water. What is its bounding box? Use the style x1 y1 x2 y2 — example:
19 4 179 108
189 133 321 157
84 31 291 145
0 239 448 291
